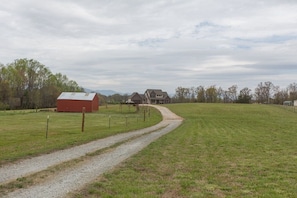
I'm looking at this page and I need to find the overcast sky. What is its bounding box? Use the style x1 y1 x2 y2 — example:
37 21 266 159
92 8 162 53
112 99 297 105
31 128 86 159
1 0 297 94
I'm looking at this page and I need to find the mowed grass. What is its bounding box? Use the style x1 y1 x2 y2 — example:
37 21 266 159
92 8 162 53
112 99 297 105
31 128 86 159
0 105 161 165
73 103 297 198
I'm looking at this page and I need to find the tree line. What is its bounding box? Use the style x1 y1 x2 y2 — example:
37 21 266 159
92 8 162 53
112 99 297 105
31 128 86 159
0 58 83 110
172 82 297 104
97 93 129 106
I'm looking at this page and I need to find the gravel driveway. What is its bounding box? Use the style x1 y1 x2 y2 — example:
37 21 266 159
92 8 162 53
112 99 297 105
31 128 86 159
1 105 183 198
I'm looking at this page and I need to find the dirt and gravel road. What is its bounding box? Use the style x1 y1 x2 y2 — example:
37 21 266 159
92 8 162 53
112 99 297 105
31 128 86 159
0 105 183 198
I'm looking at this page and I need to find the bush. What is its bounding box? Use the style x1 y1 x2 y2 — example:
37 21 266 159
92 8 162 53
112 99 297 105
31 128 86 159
0 102 9 110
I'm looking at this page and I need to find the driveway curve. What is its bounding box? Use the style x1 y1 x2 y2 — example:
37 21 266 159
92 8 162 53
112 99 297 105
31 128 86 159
1 105 183 198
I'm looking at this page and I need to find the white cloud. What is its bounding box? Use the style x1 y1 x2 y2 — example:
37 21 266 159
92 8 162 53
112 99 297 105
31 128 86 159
1 0 297 94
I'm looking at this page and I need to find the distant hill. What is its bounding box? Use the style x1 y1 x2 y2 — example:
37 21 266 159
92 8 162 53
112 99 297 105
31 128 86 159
83 88 124 96
83 88 172 97
95 90 119 96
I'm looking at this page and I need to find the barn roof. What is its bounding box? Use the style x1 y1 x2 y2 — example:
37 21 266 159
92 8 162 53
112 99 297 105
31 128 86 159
57 92 96 101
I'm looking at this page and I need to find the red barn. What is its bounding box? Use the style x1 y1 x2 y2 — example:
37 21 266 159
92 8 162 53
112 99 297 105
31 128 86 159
57 92 99 112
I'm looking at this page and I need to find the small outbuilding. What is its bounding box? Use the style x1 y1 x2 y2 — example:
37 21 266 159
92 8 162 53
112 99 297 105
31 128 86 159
127 92 145 104
283 101 292 106
57 92 99 112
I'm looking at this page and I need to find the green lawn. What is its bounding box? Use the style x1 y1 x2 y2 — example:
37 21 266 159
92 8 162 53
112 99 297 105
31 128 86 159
0 104 161 164
73 103 297 198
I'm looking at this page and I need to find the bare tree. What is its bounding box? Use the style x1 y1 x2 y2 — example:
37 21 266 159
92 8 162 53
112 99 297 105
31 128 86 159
288 83 297 101
228 85 238 103
264 81 274 104
205 85 218 103
237 87 252 103
196 86 206 103
190 87 196 102
217 87 224 103
175 87 190 103
274 86 289 104
254 81 274 104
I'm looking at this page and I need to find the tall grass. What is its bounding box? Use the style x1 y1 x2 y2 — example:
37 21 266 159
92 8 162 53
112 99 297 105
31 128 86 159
73 103 297 197
0 104 161 164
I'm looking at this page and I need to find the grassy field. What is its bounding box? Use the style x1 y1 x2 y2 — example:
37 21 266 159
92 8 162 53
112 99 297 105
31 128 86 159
72 103 297 198
0 104 161 165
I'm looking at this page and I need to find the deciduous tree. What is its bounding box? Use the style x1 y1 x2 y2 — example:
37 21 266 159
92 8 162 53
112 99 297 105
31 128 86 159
273 86 288 105
237 87 252 103
205 85 218 103
196 86 206 103
288 83 297 101
0 58 83 109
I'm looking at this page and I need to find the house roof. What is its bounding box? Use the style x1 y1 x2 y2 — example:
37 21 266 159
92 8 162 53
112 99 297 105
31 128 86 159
162 92 169 98
145 89 170 98
139 94 145 99
128 92 138 99
146 89 162 94
57 92 96 101
128 92 145 100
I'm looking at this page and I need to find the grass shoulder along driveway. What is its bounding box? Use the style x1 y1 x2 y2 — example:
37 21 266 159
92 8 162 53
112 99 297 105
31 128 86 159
0 104 161 165
72 103 297 198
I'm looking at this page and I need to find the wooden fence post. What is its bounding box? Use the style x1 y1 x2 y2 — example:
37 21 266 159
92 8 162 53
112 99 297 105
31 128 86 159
82 107 85 132
109 115 111 128
46 115 49 139
143 109 146 122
